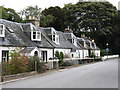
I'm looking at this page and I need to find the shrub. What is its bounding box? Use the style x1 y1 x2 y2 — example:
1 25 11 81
90 52 96 58
55 51 60 60
55 51 65 66
3 50 29 75
28 56 47 73
100 49 107 56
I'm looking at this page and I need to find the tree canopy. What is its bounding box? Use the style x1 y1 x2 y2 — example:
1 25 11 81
41 6 65 31
0 2 119 55
0 6 22 22
20 5 41 20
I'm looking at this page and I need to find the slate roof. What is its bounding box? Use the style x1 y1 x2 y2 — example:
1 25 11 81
82 37 100 50
0 19 100 51
0 19 35 47
41 27 82 51
20 47 36 53
0 19 53 48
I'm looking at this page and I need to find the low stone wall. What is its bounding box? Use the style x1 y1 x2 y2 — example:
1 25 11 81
102 55 119 60
3 71 37 81
64 59 79 65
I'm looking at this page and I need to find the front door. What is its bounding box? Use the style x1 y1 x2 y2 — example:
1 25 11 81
41 51 47 62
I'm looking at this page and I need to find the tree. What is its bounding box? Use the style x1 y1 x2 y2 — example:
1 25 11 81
41 6 65 31
40 14 55 27
0 6 22 22
109 10 120 55
20 5 41 20
62 1 117 50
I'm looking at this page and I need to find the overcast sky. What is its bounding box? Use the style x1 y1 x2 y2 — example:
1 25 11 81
0 0 119 12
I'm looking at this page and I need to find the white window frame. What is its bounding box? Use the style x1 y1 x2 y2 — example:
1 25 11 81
52 31 59 44
2 51 9 62
0 24 5 37
55 35 59 44
31 31 41 41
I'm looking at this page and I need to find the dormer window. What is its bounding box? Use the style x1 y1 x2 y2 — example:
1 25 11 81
0 24 5 37
52 30 59 44
31 31 41 41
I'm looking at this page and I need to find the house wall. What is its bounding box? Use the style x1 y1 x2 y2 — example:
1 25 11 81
40 48 55 69
54 48 71 58
0 46 21 62
29 48 41 58
91 50 100 57
95 50 100 57
71 50 83 59
83 50 89 58
40 48 53 60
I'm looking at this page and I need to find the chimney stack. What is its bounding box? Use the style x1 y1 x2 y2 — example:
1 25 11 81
81 34 85 38
26 16 40 27
64 26 73 33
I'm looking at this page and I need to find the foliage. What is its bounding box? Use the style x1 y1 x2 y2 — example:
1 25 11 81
20 5 41 20
41 6 65 31
55 51 64 66
0 6 22 22
62 2 117 52
28 56 47 73
40 14 55 27
3 50 29 75
100 49 107 57
55 51 60 60
90 52 96 58
60 52 64 61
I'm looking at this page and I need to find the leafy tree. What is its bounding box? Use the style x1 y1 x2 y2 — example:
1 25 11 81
40 14 55 27
0 6 22 22
62 1 117 50
20 5 41 20
0 6 9 19
3 50 29 75
41 6 65 31
55 51 60 60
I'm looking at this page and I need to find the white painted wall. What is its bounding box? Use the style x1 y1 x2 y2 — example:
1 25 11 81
83 50 89 58
29 47 41 58
91 50 100 57
95 50 100 57
54 48 71 58
40 48 53 61
0 46 21 62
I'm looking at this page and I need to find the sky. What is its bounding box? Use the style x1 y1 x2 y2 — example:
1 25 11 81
0 0 119 12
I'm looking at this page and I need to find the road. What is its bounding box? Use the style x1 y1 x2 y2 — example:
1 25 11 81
2 59 119 88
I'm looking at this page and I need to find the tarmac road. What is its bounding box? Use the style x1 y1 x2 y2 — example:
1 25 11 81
2 58 119 88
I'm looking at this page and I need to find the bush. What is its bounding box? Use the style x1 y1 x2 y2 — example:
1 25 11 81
100 49 107 56
3 51 29 75
90 52 96 58
28 56 47 73
55 51 65 66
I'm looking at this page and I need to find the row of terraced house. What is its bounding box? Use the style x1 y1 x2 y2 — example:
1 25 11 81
0 18 100 69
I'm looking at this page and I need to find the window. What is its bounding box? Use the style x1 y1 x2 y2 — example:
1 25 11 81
56 36 59 44
33 32 36 39
37 32 41 39
2 51 9 62
31 31 41 41
0 24 5 37
53 35 55 41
